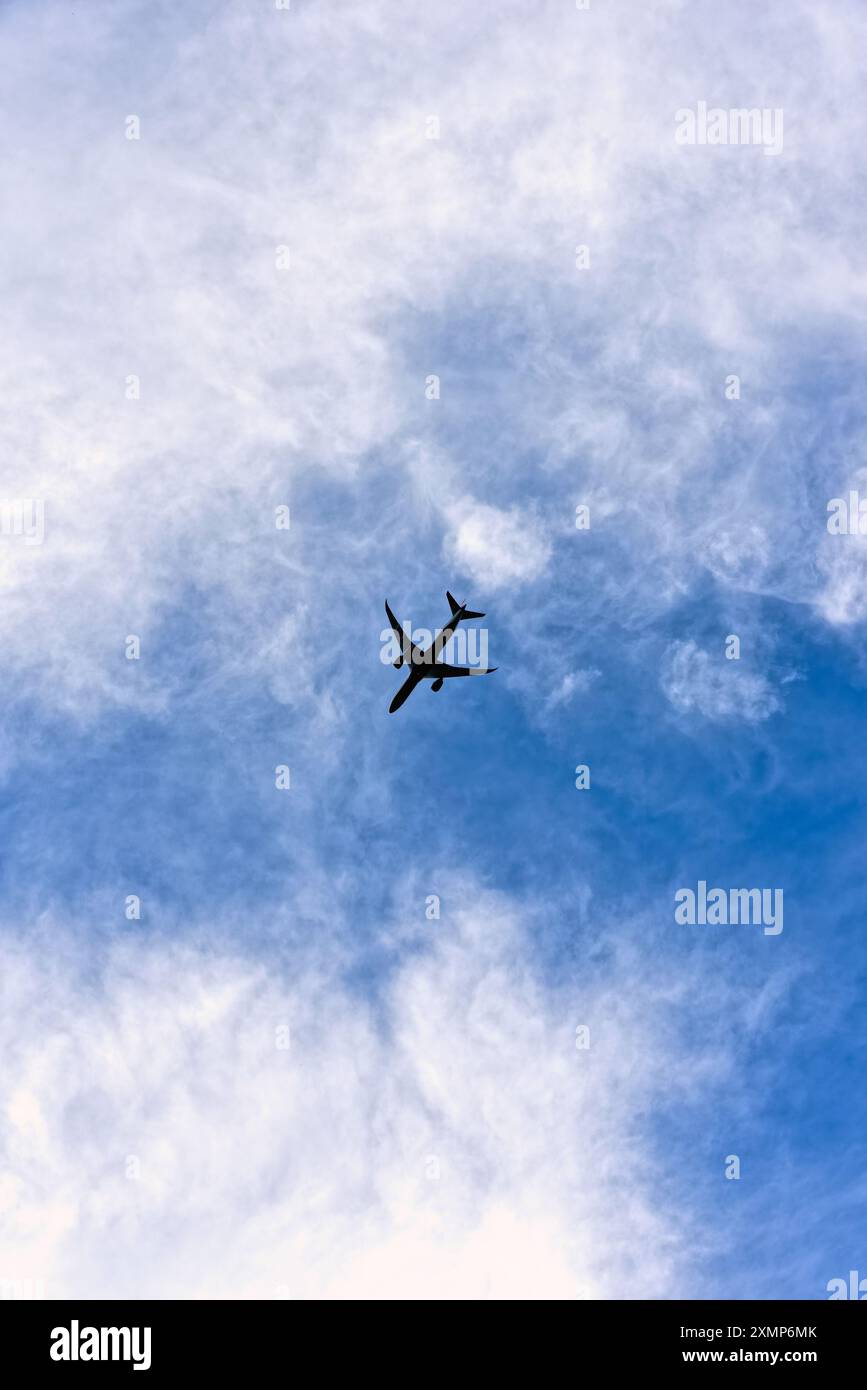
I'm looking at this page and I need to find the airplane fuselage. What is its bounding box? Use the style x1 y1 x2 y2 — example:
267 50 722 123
410 610 466 668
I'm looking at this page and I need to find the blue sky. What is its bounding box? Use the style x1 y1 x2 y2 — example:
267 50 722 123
1 0 866 1299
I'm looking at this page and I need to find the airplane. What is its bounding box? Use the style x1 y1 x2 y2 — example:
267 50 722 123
384 591 497 713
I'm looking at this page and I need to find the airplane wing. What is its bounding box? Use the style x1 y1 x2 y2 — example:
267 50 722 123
435 663 497 677
389 669 422 713
385 601 424 666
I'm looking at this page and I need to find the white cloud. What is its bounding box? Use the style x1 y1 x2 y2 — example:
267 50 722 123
0 0 864 726
0 891 734 1300
661 639 781 723
443 499 551 592
545 668 601 710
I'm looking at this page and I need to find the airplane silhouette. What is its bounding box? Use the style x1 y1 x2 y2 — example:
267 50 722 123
385 591 497 713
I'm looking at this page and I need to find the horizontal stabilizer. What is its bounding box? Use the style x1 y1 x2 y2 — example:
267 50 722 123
446 590 484 620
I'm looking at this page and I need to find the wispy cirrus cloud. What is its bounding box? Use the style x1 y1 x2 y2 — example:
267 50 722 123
2 0 867 1303
661 639 782 723
0 887 766 1300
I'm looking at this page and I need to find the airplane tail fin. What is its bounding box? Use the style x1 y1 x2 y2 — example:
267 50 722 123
446 590 484 619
